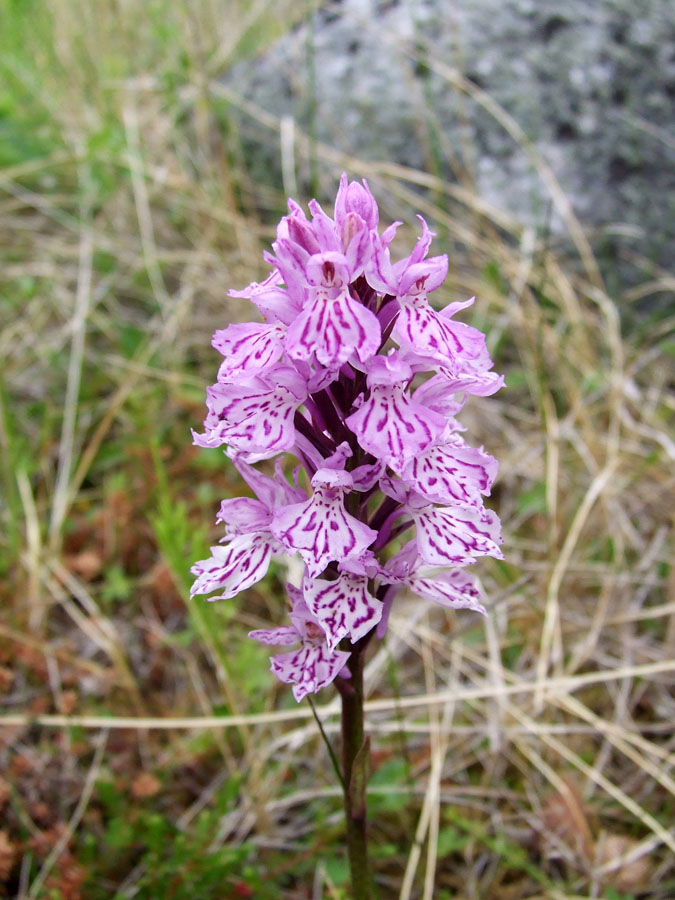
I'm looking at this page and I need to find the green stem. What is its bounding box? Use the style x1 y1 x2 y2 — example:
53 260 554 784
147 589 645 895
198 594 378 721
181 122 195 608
339 642 373 899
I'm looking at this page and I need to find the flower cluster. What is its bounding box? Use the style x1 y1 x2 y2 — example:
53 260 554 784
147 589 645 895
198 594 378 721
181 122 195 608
191 174 504 701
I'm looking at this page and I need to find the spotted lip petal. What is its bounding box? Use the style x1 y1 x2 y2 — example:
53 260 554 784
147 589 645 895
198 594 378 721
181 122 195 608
304 572 383 650
194 365 307 456
395 437 498 507
285 253 381 367
271 473 377 579
393 295 486 373
406 569 486 614
250 587 352 701
213 322 286 381
271 644 351 702
412 504 504 567
190 533 277 600
345 356 446 467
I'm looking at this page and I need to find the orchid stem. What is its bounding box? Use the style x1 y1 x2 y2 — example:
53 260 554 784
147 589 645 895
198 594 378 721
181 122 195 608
340 641 373 899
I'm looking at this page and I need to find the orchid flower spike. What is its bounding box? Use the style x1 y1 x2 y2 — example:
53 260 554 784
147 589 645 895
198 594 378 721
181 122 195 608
192 174 503 701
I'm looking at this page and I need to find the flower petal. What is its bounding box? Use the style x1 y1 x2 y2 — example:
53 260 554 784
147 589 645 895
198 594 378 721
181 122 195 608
195 367 307 456
272 483 377 578
271 644 351 701
413 505 503 566
406 568 486 614
397 255 448 296
285 283 381 367
233 458 306 509
393 294 485 371
304 573 383 650
365 231 397 293
248 625 299 646
346 381 446 467
412 375 466 418
435 367 505 397
216 497 271 536
190 533 276 600
228 271 302 325
334 173 379 231
267 239 311 303
213 322 285 380
396 438 498 507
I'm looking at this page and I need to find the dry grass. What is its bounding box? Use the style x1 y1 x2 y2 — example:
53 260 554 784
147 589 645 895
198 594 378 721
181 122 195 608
0 2 673 898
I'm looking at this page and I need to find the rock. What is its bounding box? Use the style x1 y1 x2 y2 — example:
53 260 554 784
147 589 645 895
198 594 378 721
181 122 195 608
227 0 675 273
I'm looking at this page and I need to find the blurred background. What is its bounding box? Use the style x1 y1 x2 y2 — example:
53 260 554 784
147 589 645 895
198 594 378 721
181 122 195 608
0 1 673 898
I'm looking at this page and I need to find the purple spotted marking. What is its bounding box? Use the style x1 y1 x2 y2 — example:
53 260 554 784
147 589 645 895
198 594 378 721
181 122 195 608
192 365 307 456
394 435 498 507
304 572 383 650
213 321 286 381
346 353 446 466
393 295 486 372
272 469 377 578
412 504 504 566
190 533 278 601
406 568 486 614
250 593 350 700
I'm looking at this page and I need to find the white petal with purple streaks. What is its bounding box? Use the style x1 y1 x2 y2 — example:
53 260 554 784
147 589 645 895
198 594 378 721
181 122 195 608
304 573 383 649
393 294 486 372
286 283 381 367
271 644 351 701
190 533 276 600
213 322 285 380
406 568 486 614
412 505 503 566
194 366 307 456
346 382 445 467
271 476 377 578
396 438 498 507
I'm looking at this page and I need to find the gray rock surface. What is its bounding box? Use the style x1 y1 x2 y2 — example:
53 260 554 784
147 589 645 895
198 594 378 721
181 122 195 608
229 0 675 272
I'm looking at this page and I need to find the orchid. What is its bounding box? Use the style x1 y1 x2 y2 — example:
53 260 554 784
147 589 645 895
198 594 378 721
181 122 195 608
249 585 351 701
191 174 503 897
192 171 503 695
